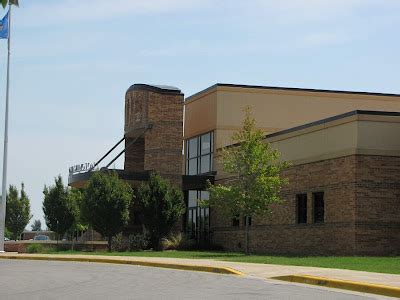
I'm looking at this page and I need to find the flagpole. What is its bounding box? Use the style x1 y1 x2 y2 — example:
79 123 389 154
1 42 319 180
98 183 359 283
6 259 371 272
0 3 12 252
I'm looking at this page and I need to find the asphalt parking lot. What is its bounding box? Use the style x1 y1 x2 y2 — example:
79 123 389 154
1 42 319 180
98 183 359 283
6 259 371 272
0 260 386 299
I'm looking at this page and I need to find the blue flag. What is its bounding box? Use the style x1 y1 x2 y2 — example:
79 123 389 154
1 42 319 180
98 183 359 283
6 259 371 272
0 11 9 39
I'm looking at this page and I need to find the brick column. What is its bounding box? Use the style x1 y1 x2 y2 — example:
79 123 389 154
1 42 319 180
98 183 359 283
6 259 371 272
124 84 183 188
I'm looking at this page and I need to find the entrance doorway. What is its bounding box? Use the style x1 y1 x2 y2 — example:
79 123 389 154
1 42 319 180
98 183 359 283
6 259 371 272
186 190 210 244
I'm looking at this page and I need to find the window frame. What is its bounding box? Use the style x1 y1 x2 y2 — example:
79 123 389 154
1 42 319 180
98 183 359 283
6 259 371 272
185 131 214 175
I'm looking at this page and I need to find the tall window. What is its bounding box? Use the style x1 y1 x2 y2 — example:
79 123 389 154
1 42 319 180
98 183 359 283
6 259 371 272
313 192 324 223
296 194 307 224
186 132 214 175
186 190 210 241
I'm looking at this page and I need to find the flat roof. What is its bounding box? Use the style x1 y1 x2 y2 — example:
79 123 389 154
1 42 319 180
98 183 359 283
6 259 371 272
186 83 400 102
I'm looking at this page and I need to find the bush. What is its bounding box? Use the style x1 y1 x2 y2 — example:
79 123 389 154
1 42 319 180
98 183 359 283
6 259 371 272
161 233 197 250
111 233 128 252
128 233 149 251
27 243 56 253
138 173 185 250
27 243 44 253
161 233 182 250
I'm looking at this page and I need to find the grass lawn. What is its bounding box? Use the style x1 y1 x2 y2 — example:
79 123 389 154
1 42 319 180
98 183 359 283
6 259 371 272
54 250 400 275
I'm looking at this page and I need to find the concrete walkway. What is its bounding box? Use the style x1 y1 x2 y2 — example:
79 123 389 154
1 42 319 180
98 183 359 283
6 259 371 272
1 253 399 296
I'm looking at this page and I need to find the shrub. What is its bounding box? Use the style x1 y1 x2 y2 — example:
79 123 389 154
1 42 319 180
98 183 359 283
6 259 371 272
161 233 182 250
128 233 149 251
138 173 185 250
27 243 44 253
161 233 197 250
111 233 128 252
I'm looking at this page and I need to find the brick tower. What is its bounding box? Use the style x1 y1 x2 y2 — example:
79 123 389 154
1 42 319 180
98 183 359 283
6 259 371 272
124 84 183 187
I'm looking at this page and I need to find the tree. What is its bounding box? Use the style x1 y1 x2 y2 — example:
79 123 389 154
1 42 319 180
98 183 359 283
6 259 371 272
43 176 75 240
1 0 19 8
68 188 88 242
31 219 42 231
138 172 185 250
5 183 32 240
207 107 289 254
81 171 133 251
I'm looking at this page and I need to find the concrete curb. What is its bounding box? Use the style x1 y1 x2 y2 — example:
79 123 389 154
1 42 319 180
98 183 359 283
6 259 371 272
272 275 400 298
0 254 243 276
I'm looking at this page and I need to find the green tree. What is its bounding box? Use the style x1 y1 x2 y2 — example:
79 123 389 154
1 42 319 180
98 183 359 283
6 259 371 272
5 184 32 240
1 0 18 8
207 107 289 254
68 188 88 241
43 176 75 240
138 173 185 250
81 171 133 251
31 219 42 231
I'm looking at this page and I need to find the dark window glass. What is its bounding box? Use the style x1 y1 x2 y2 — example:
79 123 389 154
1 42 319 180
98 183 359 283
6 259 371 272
200 154 211 173
185 132 213 175
313 192 324 223
297 194 307 224
243 216 252 226
210 132 214 152
188 138 198 159
232 216 240 227
200 191 209 201
188 191 198 207
186 190 210 241
201 133 211 155
204 207 209 231
187 158 197 175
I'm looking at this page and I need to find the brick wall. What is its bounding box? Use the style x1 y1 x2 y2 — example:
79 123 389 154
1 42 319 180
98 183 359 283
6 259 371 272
211 155 400 255
124 87 183 188
125 137 144 172
145 92 183 187
211 156 400 255
354 155 400 255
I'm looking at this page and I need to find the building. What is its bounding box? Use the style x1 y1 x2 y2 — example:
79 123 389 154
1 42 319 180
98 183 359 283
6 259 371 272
69 83 400 255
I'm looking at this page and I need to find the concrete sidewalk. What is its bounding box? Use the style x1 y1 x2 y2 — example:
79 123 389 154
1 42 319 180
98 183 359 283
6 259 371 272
1 253 399 297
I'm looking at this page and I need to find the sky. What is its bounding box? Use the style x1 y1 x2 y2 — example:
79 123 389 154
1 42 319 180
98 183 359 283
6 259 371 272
0 0 399 228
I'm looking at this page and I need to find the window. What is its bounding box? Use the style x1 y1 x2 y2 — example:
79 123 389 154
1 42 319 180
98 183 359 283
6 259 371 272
185 132 213 175
243 216 252 226
296 194 307 224
186 190 210 241
313 192 324 223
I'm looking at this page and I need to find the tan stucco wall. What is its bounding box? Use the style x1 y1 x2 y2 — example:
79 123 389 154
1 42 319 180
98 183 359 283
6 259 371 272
184 85 400 150
184 91 217 139
267 114 400 166
213 113 400 181
357 118 400 156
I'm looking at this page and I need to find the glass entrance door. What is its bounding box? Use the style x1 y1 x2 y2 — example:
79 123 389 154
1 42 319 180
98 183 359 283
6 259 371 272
186 190 210 244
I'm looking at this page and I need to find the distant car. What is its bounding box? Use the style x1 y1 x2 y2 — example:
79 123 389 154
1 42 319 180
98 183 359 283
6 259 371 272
4 237 9 241
33 235 50 241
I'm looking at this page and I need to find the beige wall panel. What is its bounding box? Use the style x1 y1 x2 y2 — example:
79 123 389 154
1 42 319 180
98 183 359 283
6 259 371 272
209 88 400 148
357 121 400 152
216 89 400 132
271 121 358 164
184 93 217 139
